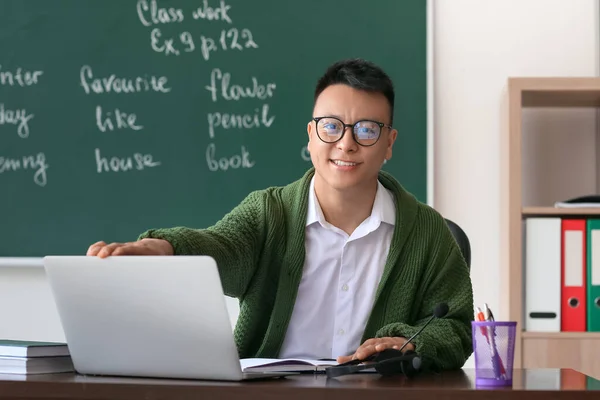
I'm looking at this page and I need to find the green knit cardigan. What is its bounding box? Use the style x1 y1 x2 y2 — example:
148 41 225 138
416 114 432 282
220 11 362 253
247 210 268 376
139 168 474 372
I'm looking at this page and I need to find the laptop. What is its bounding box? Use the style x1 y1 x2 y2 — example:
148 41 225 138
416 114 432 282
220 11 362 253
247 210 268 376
43 255 293 381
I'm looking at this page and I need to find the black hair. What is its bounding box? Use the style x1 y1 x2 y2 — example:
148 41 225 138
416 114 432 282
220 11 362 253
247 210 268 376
314 58 395 124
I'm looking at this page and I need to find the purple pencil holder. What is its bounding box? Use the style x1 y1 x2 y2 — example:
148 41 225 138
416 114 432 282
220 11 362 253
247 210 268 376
471 321 517 387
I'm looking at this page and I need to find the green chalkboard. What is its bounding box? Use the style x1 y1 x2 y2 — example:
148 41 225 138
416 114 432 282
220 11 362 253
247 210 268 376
0 0 427 257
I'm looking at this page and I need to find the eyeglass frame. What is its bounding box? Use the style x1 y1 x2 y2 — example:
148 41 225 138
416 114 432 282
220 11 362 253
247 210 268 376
311 116 394 147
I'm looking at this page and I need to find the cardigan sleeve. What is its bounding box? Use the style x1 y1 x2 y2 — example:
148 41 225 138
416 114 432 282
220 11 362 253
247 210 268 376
375 245 474 372
137 190 266 298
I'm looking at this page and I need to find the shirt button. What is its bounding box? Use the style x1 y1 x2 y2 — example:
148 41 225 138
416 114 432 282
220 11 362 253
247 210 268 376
342 284 349 292
338 329 345 335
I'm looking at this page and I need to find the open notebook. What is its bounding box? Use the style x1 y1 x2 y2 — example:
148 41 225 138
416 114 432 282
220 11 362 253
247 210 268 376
241 358 338 373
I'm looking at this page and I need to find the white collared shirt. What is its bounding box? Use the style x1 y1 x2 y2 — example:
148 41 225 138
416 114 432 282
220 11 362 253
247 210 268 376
278 177 396 359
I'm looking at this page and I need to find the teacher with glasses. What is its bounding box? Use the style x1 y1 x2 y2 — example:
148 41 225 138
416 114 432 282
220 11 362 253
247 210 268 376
87 58 474 374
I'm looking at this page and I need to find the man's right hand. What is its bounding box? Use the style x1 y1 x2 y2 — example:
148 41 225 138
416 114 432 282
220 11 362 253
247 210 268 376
86 238 174 258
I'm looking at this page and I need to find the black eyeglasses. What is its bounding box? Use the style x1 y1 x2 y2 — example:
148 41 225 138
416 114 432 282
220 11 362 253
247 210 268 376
312 117 393 147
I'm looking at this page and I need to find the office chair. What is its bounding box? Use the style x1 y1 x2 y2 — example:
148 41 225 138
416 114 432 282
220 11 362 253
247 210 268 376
444 219 471 270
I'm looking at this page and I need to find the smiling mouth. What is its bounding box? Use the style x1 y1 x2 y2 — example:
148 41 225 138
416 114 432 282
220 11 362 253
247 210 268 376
331 160 359 167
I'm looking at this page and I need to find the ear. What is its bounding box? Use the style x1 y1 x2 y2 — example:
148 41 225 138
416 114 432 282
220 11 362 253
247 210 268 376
385 128 398 160
307 120 315 153
307 120 314 140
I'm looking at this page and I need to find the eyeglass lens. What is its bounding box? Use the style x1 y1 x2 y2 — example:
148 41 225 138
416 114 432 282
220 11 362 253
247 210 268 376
316 117 381 145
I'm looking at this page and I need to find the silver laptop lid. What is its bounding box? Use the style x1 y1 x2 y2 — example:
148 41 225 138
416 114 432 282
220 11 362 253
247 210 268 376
43 255 245 381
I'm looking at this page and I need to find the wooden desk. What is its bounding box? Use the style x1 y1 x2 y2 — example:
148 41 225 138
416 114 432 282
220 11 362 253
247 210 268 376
0 369 598 400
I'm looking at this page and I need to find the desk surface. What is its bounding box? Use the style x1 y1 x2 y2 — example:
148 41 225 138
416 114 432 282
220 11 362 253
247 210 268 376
0 369 598 400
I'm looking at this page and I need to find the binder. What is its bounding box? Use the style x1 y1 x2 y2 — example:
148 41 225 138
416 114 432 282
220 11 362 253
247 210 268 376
586 219 600 332
561 219 586 332
587 375 600 390
560 369 586 390
525 218 561 332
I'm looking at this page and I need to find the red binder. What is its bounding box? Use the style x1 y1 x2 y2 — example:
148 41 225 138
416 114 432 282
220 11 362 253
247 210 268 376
561 219 587 332
561 369 587 389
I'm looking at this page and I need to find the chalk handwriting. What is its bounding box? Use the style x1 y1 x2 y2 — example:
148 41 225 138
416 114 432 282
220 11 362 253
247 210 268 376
0 103 34 138
95 148 160 173
79 65 171 94
206 143 254 171
96 106 143 132
203 28 259 60
0 152 48 187
180 31 195 52
197 34 216 60
207 103 275 138
136 0 184 26
192 0 232 24
151 28 182 56
205 68 276 102
0 65 43 87
219 28 257 51
150 27 258 60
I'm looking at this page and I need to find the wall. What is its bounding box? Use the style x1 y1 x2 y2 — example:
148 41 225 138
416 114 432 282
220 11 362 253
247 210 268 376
433 0 598 327
0 263 63 341
1 1 599 368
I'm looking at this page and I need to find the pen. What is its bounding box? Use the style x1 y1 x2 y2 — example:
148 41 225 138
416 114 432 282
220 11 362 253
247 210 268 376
475 306 488 337
475 306 485 322
482 304 506 379
483 303 495 321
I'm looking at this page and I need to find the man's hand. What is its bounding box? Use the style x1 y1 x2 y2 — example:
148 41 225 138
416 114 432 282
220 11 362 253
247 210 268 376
86 238 174 258
336 337 415 364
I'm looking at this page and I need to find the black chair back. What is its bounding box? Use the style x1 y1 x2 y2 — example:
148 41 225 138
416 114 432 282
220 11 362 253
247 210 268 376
444 219 471 270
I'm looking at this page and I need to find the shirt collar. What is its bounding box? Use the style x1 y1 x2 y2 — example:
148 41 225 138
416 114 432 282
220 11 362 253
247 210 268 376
306 177 396 227
306 177 323 227
372 179 396 226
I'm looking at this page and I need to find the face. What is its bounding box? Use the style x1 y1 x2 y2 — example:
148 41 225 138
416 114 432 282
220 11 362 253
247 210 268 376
307 84 398 194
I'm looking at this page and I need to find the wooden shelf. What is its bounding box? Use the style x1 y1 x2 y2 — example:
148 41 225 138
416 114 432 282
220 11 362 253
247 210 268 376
510 77 600 107
522 332 600 340
503 78 600 379
522 207 600 217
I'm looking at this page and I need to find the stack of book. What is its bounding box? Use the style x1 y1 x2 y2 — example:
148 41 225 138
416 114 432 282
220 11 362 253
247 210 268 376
0 340 74 374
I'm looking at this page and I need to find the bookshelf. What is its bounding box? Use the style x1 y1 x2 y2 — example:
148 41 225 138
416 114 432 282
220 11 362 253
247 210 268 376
523 207 600 217
501 77 600 379
521 332 600 340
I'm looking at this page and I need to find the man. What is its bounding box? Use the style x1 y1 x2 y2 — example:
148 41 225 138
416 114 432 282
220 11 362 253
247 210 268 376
87 58 474 372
